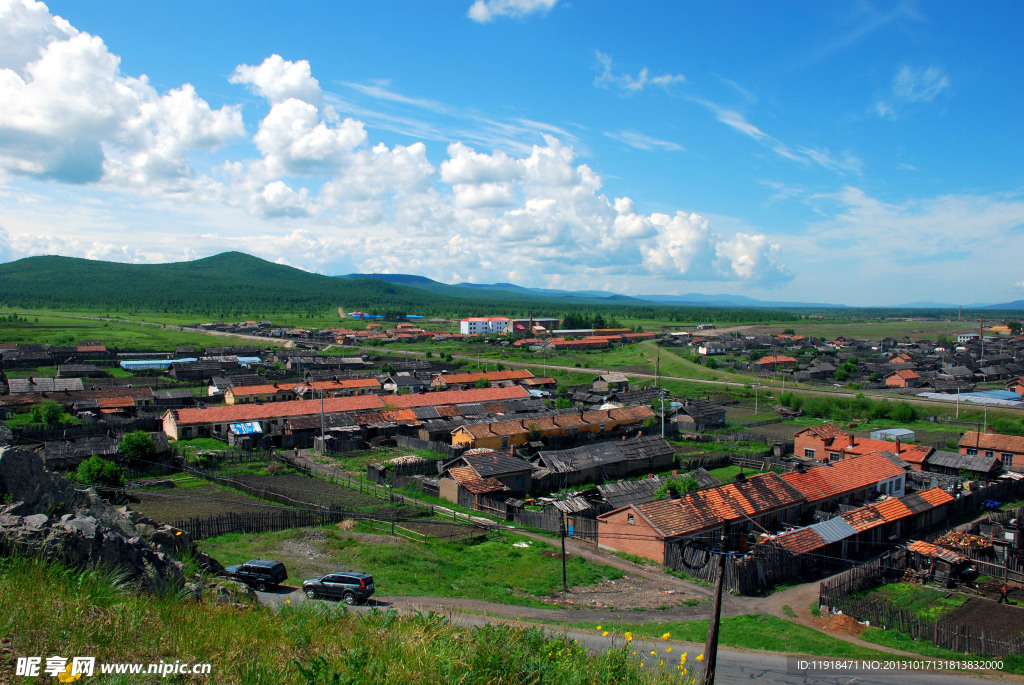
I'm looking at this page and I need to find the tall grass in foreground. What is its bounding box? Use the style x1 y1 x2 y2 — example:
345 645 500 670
0 556 672 684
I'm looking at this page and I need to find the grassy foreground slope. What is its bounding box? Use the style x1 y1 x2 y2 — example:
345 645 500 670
0 557 672 685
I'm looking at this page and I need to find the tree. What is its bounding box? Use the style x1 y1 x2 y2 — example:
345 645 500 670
555 397 573 409
653 475 700 500
474 378 491 389
30 399 62 426
526 422 542 442
74 455 125 488
119 430 157 461
380 363 395 375
1009 321 1023 336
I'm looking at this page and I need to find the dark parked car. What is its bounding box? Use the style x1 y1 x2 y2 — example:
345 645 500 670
224 559 288 591
302 571 375 605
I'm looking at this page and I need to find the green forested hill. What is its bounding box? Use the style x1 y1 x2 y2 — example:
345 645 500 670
0 251 798 323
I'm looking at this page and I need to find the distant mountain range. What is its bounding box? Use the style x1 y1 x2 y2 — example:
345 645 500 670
0 251 1020 315
341 272 1024 311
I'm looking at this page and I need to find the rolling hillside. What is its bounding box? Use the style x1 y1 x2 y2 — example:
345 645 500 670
0 252 798 323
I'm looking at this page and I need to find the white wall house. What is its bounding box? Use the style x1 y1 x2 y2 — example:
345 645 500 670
460 317 512 335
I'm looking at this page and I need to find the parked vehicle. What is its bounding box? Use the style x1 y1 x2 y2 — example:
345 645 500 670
224 559 288 591
302 571 375 604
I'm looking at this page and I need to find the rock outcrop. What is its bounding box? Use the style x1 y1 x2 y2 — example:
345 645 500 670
0 446 193 592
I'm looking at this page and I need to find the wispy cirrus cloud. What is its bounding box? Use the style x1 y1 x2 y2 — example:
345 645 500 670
467 0 558 23
694 99 861 174
604 130 683 151
594 51 685 94
874 65 950 119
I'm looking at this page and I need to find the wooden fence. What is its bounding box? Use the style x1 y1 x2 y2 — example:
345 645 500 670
170 508 349 539
819 548 1024 656
395 434 464 457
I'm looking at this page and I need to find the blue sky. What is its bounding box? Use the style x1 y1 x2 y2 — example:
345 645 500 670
1 0 1022 306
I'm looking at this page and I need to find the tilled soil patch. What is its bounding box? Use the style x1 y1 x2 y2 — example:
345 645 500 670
945 597 1024 637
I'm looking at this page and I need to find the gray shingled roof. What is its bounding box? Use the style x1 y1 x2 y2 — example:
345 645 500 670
926 450 1001 473
535 436 674 473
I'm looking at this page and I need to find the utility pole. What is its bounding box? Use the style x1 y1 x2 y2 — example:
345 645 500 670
657 350 664 439
319 387 325 452
560 515 568 592
700 524 729 685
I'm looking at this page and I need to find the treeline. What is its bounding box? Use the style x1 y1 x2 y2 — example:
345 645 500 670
0 252 802 324
777 391 920 423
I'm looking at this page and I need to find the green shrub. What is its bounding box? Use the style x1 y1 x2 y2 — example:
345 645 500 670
73 455 126 488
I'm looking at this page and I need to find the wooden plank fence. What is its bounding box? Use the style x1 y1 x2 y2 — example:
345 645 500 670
395 434 465 457
170 508 349 539
817 548 1024 657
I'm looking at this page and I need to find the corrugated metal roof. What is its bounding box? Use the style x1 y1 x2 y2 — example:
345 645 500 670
460 403 486 416
808 517 857 544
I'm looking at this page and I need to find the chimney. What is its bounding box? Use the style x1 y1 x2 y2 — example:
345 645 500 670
895 438 901 453
987 426 995 434
735 472 747 484
667 486 681 499
795 462 806 473
849 434 856 447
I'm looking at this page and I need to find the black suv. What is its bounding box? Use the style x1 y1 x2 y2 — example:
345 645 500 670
302 571 375 605
224 559 288 591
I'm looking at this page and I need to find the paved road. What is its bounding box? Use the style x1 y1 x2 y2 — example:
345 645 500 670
255 586 1015 684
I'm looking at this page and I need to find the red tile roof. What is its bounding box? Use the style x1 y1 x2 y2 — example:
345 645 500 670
630 473 805 538
917 488 955 507
435 370 534 384
842 505 887 532
782 453 905 503
775 527 826 555
841 438 932 465
960 432 1024 454
794 423 850 441
172 395 385 426
872 497 913 523
389 385 528 408
447 466 508 494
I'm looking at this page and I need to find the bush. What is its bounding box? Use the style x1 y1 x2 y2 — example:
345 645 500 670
653 475 699 500
555 398 573 409
30 399 62 426
73 455 125 488
119 430 156 460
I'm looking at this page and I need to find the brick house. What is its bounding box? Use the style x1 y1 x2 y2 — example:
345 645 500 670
793 424 850 461
596 472 806 564
781 452 906 513
959 431 1024 470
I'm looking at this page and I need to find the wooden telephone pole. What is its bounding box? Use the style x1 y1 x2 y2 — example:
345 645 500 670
699 524 729 685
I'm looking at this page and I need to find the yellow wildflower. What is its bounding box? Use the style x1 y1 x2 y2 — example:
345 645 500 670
666 647 672 653
662 632 671 639
680 652 687 664
602 631 609 637
596 625 602 630
624 632 633 641
660 660 664 666
651 650 657 656
696 653 704 662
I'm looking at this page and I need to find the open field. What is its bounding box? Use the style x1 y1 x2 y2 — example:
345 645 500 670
0 312 259 348
200 525 624 607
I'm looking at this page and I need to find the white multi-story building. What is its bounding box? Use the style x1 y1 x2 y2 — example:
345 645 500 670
460 317 512 335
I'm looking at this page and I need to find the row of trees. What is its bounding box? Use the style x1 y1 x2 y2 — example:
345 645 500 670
777 391 919 423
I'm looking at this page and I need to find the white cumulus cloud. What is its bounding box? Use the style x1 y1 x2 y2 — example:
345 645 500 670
230 54 321 106
468 0 557 23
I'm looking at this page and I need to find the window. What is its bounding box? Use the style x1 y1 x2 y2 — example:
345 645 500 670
627 513 635 524
804 448 815 459
986 451 994 457
967 448 978 456
501 436 509 448
1005 454 1015 468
